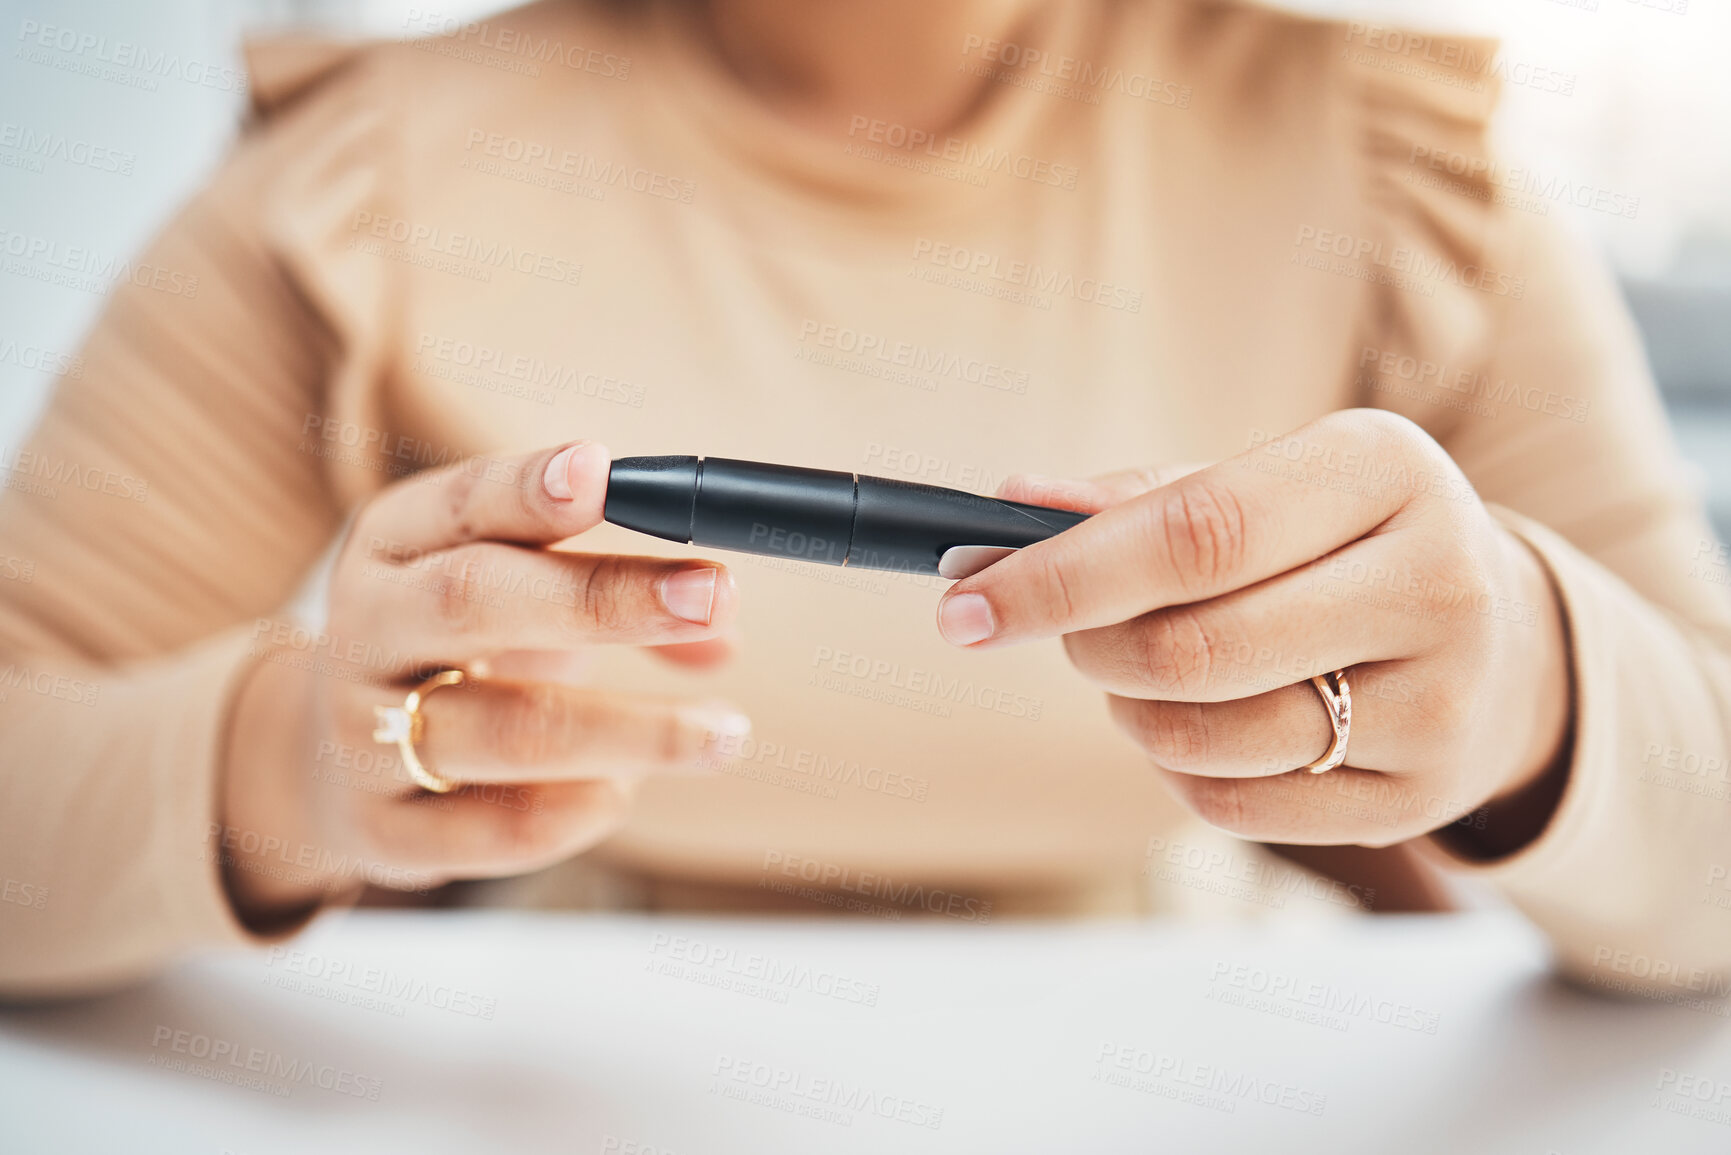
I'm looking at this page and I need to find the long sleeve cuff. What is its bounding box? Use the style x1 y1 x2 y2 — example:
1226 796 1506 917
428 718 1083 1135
1428 505 1731 999
0 623 314 998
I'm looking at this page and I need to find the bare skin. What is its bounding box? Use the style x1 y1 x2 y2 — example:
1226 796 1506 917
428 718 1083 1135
219 443 748 921
938 411 1572 850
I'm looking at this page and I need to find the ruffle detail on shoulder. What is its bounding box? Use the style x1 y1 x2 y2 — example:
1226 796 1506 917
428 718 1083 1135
238 36 402 506
1344 29 1509 399
244 36 369 117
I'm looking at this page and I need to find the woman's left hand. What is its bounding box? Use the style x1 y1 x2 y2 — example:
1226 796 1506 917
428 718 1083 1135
936 409 1572 847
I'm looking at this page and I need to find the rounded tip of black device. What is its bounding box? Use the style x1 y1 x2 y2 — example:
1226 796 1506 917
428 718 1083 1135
604 455 700 543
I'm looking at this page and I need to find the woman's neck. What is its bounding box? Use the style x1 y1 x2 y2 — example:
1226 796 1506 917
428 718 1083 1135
687 0 1048 138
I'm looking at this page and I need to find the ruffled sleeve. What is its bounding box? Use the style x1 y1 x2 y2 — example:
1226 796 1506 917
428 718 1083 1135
1341 30 1731 990
0 38 399 995
1347 30 1505 432
245 36 405 509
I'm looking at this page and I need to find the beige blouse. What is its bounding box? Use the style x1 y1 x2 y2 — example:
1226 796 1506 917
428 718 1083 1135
3 0 1728 998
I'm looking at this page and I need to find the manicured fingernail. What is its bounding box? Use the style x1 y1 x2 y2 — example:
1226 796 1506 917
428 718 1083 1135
938 593 996 646
697 704 752 741
542 443 582 500
543 441 609 502
662 567 719 624
686 702 753 765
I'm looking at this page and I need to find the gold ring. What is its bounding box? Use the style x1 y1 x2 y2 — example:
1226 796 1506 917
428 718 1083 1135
372 669 468 793
1299 669 1352 774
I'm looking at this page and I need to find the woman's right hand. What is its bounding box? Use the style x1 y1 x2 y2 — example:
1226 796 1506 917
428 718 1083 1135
216 441 747 925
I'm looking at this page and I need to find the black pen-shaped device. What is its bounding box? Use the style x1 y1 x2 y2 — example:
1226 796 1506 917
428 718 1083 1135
604 456 1090 579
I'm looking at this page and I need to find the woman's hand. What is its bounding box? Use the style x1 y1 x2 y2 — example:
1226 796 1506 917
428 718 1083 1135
218 442 747 924
935 410 1573 848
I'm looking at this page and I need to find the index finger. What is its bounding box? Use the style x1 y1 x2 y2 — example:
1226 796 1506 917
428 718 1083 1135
362 441 609 556
938 410 1452 647
995 463 1213 513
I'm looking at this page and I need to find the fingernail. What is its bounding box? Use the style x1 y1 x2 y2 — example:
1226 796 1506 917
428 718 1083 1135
543 441 608 502
695 704 752 741
685 702 753 767
661 567 719 624
938 593 996 646
542 443 582 500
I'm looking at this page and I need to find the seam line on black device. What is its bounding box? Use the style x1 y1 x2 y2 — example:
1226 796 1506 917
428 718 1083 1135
844 472 861 568
1002 500 1071 531
689 456 704 545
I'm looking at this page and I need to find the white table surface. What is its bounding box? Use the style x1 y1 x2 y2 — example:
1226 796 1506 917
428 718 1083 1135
3 909 1729 1154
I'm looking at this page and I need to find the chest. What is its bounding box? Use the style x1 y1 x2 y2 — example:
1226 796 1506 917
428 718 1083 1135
379 101 1358 490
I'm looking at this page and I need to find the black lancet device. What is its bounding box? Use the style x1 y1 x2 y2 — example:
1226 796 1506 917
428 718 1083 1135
604 456 1090 580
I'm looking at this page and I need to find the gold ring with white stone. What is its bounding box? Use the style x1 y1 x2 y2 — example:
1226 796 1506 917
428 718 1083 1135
1299 669 1352 775
372 669 467 794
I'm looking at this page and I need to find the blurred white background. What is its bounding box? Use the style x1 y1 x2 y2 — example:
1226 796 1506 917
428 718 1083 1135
4 0 1729 525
